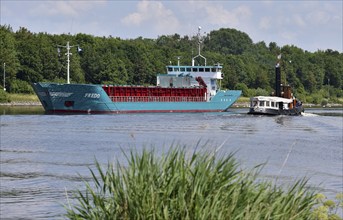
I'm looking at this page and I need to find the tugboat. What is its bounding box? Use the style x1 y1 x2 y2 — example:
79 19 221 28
248 59 304 116
32 27 241 114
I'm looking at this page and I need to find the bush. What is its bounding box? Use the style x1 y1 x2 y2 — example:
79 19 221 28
8 79 34 94
249 87 270 96
65 147 318 219
235 82 250 96
309 93 323 105
321 99 329 107
0 89 11 103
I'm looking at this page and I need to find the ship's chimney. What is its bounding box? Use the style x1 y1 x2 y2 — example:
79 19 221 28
275 63 281 97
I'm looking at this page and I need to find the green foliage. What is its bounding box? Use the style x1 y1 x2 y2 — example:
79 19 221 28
8 79 34 94
65 147 318 219
0 25 20 81
205 28 253 55
249 88 270 97
0 89 11 103
311 193 343 220
235 82 249 96
1 24 342 103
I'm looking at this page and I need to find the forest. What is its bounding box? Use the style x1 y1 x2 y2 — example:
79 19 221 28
1 24 342 104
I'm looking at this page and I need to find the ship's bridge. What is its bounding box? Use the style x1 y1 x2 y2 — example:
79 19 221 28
166 65 223 80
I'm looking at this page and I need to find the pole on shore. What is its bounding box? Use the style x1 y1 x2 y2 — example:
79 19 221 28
3 63 6 91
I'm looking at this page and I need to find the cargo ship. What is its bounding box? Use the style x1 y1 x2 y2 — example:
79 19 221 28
248 59 304 116
32 28 241 114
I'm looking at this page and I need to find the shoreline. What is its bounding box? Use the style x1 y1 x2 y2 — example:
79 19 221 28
1 101 342 108
0 101 42 106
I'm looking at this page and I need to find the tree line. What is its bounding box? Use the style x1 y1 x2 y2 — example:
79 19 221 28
1 25 342 104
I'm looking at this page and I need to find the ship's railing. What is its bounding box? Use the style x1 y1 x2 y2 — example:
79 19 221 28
109 96 206 102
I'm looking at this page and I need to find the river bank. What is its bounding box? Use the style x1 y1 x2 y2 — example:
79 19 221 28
0 101 42 106
1 101 342 108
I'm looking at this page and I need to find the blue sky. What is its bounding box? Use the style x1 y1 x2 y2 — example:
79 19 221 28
1 0 342 52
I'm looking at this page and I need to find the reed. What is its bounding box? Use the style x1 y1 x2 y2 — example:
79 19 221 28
65 147 319 219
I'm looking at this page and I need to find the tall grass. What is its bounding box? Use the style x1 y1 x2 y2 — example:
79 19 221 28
65 147 318 219
8 93 39 102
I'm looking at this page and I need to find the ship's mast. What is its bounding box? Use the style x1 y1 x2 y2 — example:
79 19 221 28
57 41 80 84
192 26 206 66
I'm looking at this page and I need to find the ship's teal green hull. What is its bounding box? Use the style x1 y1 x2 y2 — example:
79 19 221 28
32 83 241 114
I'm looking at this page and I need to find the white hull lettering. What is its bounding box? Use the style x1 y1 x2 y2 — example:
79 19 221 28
49 92 73 97
84 93 100 99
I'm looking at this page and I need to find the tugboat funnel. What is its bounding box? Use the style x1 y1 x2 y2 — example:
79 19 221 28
275 63 281 97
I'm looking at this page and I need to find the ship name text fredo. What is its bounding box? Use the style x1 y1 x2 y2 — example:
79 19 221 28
84 93 100 99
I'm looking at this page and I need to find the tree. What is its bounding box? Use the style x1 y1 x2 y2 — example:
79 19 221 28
0 25 20 89
205 28 253 55
15 27 43 82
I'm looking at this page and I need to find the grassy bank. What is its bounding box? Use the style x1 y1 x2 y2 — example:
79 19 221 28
64 147 342 219
8 93 39 102
0 91 39 103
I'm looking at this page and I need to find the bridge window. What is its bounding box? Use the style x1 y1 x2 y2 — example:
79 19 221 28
199 68 204 72
174 67 179 71
180 67 185 71
192 68 198 72
205 68 210 72
211 68 217 72
186 67 191 72
259 101 265 107
168 67 173 71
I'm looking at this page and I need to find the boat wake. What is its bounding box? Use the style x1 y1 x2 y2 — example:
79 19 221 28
301 112 318 117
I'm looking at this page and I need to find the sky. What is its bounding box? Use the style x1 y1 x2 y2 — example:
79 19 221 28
1 0 342 52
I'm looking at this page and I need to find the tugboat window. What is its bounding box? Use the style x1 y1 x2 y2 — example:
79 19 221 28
199 68 204 72
259 101 264 107
180 68 185 71
271 102 275 107
168 67 173 71
266 101 270 107
186 68 191 72
205 68 210 72
192 68 198 72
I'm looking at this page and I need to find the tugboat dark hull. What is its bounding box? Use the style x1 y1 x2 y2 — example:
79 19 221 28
248 105 304 116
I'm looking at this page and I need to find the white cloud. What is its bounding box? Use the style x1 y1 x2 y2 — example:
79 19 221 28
306 10 331 25
187 2 251 28
280 31 297 41
29 1 107 17
292 14 306 27
259 17 271 30
121 1 180 33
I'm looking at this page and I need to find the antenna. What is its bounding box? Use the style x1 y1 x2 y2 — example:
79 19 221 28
176 56 182 66
192 26 206 66
57 41 81 84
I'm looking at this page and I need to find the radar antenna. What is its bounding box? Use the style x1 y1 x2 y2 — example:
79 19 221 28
192 26 207 66
57 42 81 84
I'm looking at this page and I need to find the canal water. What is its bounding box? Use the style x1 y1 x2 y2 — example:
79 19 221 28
1 107 342 219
